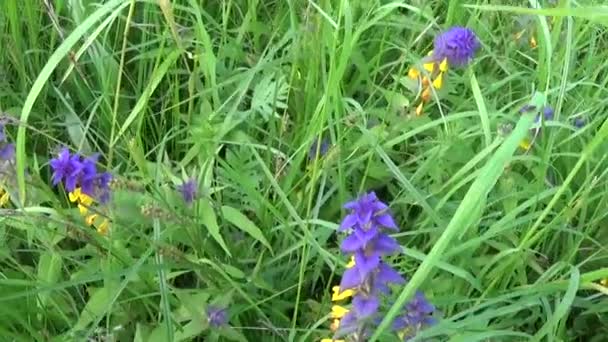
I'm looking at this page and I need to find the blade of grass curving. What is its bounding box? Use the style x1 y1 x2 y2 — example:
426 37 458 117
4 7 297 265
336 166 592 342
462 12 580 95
16 0 130 204
470 73 491 147
530 267 579 341
370 112 536 340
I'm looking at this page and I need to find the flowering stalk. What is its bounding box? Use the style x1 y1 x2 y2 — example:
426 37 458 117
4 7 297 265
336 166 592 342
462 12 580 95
331 192 405 340
407 27 479 116
50 148 112 235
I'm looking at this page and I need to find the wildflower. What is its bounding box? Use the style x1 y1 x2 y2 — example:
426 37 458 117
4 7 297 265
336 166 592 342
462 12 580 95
206 306 228 327
393 291 437 341
0 188 9 206
49 147 112 202
432 27 480 67
50 148 112 234
0 143 14 161
574 117 585 128
542 106 554 120
309 137 330 160
407 27 479 116
178 178 198 204
336 192 404 337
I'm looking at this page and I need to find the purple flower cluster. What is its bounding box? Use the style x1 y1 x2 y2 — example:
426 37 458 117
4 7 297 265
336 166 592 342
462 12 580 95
206 306 228 327
0 124 15 162
178 178 198 204
393 292 437 340
433 27 480 67
50 147 112 203
337 192 405 332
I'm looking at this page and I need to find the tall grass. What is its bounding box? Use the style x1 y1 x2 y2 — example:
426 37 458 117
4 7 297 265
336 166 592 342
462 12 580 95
0 1 607 341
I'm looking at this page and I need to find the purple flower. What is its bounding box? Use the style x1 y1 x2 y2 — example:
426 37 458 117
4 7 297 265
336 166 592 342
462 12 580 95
543 107 554 120
178 178 198 204
50 148 83 191
393 291 437 340
433 27 480 67
0 143 14 161
0 124 6 143
206 306 228 327
337 192 404 333
309 137 330 160
574 117 585 128
49 147 112 201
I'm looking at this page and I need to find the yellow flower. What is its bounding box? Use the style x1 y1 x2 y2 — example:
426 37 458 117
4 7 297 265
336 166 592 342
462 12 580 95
408 67 420 80
332 286 353 301
0 189 9 206
330 305 348 319
416 102 424 116
519 138 532 151
346 256 355 268
69 187 94 216
85 214 98 226
321 339 344 342
423 62 435 73
97 219 110 235
432 73 444 90
439 58 449 72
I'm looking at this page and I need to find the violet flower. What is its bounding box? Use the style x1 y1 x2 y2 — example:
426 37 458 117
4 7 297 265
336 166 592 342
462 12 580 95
433 27 480 67
178 178 198 204
393 291 437 341
206 306 228 327
337 192 404 333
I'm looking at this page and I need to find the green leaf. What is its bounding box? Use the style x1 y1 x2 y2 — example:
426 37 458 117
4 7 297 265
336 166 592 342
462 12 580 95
73 287 112 331
221 205 272 253
199 199 232 257
36 252 62 307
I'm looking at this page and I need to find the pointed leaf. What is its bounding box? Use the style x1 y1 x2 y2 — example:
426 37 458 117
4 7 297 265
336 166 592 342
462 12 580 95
221 206 272 253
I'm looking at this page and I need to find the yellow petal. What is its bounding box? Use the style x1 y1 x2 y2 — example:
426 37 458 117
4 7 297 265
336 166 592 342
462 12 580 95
331 305 349 319
519 139 532 151
514 29 525 41
416 102 424 116
68 188 81 203
530 36 537 48
423 62 435 73
330 318 341 332
407 68 420 80
439 58 448 72
346 256 355 268
427 50 434 56
332 286 354 301
421 87 431 102
78 204 89 216
85 214 98 226
600 278 608 287
0 191 9 206
432 73 444 89
79 192 94 206
421 76 430 87
97 219 110 235
322 339 344 342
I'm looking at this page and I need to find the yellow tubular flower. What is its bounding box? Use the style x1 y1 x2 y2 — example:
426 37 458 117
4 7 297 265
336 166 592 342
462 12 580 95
421 87 432 102
416 102 424 116
85 214 98 226
600 278 608 287
423 62 435 73
332 286 354 301
408 67 420 80
321 339 344 342
439 58 449 73
519 138 532 151
432 74 443 90
0 190 9 206
346 256 355 268
530 36 537 48
97 219 110 235
330 305 349 319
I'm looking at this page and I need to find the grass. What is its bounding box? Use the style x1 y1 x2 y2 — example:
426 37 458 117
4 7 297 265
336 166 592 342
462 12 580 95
1 0 608 341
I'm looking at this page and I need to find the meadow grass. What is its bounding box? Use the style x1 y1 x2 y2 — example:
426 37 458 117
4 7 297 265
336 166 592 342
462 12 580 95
1 0 607 341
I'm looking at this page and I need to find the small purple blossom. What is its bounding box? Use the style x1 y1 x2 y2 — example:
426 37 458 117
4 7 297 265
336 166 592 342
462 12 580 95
50 148 83 191
574 117 585 128
206 306 228 327
0 143 14 161
393 291 437 340
309 137 330 160
178 178 198 204
519 104 537 113
543 107 554 120
433 27 480 67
